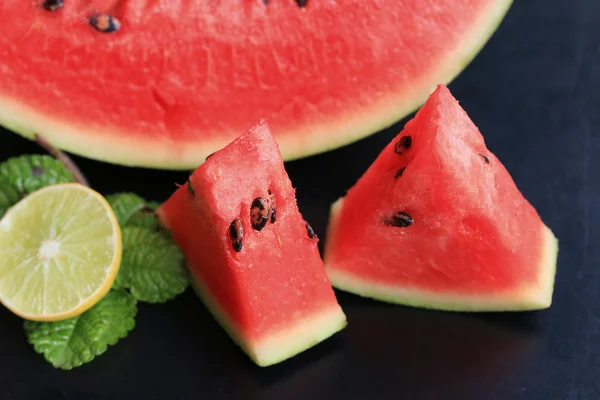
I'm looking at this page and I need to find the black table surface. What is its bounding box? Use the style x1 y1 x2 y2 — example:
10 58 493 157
0 1 597 399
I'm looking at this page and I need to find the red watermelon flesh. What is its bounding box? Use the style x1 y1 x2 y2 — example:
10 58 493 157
157 121 346 366
0 0 512 169
324 85 558 311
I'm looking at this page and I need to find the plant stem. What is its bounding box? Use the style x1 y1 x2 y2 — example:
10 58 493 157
34 134 90 187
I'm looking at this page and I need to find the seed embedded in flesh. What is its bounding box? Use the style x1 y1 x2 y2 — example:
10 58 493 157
268 190 277 223
229 218 243 252
187 171 195 195
394 167 406 178
296 0 308 7
385 212 413 227
394 136 412 154
478 153 490 164
250 197 271 231
42 0 63 11
305 221 317 239
89 14 121 33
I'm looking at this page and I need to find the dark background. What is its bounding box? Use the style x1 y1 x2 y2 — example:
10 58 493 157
0 0 598 399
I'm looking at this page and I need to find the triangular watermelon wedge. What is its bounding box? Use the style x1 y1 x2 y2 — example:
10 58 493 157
324 85 558 311
157 122 346 366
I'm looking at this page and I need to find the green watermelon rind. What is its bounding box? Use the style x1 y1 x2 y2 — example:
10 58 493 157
188 273 347 367
324 198 559 312
0 0 513 170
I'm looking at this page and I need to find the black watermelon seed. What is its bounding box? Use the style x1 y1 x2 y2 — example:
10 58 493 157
42 0 63 11
31 166 45 177
394 167 406 178
89 14 121 33
296 0 308 7
268 190 277 223
305 221 317 239
394 136 412 154
385 212 413 227
250 197 270 231
229 218 243 252
187 171 195 195
478 153 490 164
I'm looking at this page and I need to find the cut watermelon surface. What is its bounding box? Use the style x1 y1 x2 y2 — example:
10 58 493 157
324 85 558 312
157 121 346 366
1 0 512 169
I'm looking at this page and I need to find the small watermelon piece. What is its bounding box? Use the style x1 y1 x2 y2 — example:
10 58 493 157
0 0 513 169
324 85 558 312
157 121 346 366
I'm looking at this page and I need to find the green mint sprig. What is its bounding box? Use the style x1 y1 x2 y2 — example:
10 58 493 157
0 154 75 193
0 176 22 218
24 290 137 370
0 146 189 371
107 193 189 303
0 154 75 218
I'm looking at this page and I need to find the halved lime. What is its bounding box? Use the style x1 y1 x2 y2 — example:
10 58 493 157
0 183 122 321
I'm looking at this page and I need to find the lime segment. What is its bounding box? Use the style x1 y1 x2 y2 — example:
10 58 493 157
0 183 122 321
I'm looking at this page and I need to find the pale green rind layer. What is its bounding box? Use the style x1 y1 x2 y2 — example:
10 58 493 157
189 275 347 367
0 0 513 169
324 198 559 312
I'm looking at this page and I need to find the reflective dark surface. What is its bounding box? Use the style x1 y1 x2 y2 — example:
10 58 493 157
1 0 598 398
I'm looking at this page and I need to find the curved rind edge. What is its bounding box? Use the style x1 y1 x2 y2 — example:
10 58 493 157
0 0 513 170
188 273 347 367
324 197 559 312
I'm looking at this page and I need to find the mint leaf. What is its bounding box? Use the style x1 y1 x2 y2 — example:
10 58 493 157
0 177 21 218
147 201 161 210
106 193 162 231
24 290 137 370
116 227 188 303
0 154 74 194
105 193 147 227
126 210 160 230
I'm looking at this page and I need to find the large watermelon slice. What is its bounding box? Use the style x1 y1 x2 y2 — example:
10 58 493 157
0 0 512 169
324 85 558 311
157 121 347 366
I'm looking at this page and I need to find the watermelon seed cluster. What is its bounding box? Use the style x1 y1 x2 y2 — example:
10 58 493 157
229 190 279 252
388 136 414 227
42 0 63 11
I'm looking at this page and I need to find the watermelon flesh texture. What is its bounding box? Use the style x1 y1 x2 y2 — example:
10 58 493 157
324 85 558 312
157 121 346 366
0 0 512 169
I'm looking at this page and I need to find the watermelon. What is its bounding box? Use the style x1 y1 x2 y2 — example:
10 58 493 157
0 0 512 169
156 121 347 367
323 85 558 312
